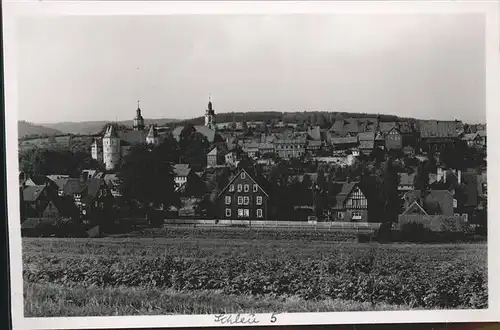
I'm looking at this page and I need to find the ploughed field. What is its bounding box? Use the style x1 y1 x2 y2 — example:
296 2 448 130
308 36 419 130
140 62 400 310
23 227 487 316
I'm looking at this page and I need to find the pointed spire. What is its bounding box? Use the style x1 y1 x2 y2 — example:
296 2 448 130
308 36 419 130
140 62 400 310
207 94 213 112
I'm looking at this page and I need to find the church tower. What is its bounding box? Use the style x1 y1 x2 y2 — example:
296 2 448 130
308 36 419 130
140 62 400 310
205 95 216 130
103 125 121 171
133 100 145 131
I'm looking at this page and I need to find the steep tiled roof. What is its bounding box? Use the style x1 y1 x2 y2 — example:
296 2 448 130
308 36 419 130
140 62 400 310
118 130 146 144
418 120 459 139
104 125 120 139
403 190 454 215
358 132 375 141
330 136 358 145
23 185 46 202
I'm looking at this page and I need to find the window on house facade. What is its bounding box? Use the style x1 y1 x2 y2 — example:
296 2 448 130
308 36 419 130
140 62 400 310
244 209 250 217
352 211 362 220
244 184 249 192
225 196 231 204
257 208 263 218
229 184 234 192
337 211 344 219
238 196 243 205
243 196 250 205
226 208 231 217
238 209 244 217
256 196 262 205
253 184 258 192
241 172 246 179
237 184 242 192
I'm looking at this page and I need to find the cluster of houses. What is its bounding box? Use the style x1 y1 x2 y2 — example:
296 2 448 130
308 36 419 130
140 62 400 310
19 98 487 234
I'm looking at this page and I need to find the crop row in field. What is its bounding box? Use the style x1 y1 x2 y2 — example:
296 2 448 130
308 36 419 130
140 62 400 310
115 226 365 241
23 239 487 310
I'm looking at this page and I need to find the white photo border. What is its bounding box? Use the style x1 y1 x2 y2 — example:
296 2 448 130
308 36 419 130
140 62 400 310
3 1 500 329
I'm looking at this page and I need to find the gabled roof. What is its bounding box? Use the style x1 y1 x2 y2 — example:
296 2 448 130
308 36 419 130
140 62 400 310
379 122 398 133
331 182 359 210
26 175 53 186
462 133 480 141
217 168 269 198
23 185 46 202
476 129 486 137
402 200 428 215
403 190 454 215
51 177 71 190
207 147 218 156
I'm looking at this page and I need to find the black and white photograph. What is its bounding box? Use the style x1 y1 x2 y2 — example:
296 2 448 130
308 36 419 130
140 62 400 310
3 1 500 328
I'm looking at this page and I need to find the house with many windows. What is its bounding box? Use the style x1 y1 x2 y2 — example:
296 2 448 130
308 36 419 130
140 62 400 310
217 168 269 220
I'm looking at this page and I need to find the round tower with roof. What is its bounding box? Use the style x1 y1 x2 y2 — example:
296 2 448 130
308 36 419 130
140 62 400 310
103 125 121 170
205 95 216 130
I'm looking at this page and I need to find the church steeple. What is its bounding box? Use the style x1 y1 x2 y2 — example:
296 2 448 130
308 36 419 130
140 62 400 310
205 94 216 130
133 100 145 131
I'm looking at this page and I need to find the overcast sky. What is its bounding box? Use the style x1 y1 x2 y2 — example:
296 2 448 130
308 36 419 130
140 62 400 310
16 14 485 124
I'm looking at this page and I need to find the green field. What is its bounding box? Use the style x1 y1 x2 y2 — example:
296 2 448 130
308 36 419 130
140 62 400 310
23 230 488 317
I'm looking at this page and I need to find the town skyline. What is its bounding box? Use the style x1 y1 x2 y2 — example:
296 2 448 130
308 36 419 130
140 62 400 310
17 14 485 124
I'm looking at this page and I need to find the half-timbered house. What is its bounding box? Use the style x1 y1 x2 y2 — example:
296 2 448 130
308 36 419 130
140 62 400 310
331 182 369 222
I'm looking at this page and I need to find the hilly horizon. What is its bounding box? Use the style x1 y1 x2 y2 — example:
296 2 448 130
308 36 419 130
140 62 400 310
19 111 484 139
29 118 181 135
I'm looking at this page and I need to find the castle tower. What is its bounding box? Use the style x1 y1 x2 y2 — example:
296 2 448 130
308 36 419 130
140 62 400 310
205 95 216 130
146 124 160 146
103 125 121 171
133 100 145 131
91 138 103 163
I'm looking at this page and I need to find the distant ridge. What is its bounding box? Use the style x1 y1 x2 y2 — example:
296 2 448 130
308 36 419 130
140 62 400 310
35 118 180 135
18 120 64 138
